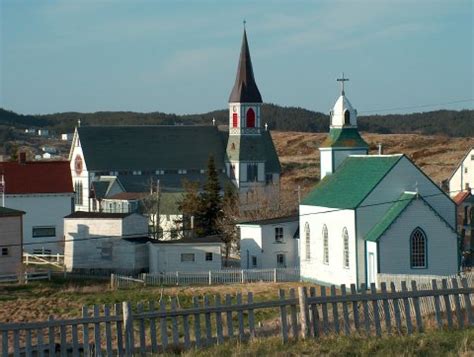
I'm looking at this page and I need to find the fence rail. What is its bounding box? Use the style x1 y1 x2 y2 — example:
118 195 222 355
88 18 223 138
0 271 51 284
1 277 472 356
111 267 301 289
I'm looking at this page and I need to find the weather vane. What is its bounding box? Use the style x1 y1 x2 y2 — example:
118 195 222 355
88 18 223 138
336 72 349 95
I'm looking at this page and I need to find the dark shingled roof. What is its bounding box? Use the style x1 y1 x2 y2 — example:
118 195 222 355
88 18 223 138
228 30 262 103
0 206 25 217
238 215 299 226
64 211 134 219
78 126 226 171
226 131 281 173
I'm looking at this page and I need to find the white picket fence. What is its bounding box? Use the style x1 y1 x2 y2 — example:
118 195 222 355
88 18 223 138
111 267 300 289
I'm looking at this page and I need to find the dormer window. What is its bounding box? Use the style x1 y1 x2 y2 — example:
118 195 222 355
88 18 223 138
344 110 350 125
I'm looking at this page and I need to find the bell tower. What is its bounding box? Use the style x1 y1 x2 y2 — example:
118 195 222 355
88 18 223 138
319 74 369 179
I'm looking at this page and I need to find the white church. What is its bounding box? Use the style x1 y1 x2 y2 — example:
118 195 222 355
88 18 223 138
241 78 459 287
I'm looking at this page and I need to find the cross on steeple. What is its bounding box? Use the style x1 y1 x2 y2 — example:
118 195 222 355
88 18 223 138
337 72 349 96
243 19 246 29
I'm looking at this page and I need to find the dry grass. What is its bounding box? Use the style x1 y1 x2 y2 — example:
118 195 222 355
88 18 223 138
271 131 473 191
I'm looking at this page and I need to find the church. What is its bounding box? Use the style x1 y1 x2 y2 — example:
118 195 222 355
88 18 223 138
299 79 459 287
69 30 280 227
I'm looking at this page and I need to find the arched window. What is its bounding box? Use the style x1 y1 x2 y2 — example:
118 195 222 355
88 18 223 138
323 225 329 264
344 110 350 125
232 113 238 128
246 108 256 128
410 227 427 268
305 222 310 260
342 227 349 269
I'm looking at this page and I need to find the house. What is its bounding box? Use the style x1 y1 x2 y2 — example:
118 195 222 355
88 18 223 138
299 82 459 287
148 236 222 273
37 129 49 137
0 155 74 254
64 212 150 274
238 216 299 269
449 147 474 196
68 29 281 231
61 133 73 141
0 207 25 275
453 190 473 251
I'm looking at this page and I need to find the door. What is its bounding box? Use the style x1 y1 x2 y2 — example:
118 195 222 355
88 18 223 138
368 252 376 285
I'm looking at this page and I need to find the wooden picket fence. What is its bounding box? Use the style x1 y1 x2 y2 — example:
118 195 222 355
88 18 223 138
111 268 301 289
0 271 51 284
1 278 472 356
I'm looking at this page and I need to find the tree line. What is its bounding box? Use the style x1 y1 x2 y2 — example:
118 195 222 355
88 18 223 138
1 105 472 137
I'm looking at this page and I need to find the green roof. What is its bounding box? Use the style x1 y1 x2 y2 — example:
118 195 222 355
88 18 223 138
0 206 25 217
226 131 281 173
320 128 369 148
301 155 402 208
78 126 227 171
365 192 416 242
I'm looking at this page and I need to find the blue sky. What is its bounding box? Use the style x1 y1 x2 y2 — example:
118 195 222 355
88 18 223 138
1 0 472 115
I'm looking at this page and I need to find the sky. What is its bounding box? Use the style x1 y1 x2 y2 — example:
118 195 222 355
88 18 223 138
0 0 473 115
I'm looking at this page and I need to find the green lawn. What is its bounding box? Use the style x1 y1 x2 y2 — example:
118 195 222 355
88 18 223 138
169 328 474 357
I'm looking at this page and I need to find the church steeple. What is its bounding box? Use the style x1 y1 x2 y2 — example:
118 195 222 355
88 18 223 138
228 29 262 103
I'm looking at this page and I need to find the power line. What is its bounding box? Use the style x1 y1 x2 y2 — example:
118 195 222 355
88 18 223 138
3 188 464 249
359 98 474 114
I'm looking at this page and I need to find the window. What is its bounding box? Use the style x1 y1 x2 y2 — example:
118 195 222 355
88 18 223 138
181 253 195 262
74 181 83 205
323 225 329 264
471 155 474 161
170 229 178 239
342 227 349 269
247 164 258 182
232 113 238 128
246 108 256 128
32 226 56 238
100 242 113 260
230 165 236 179
465 167 468 174
305 222 310 260
344 110 350 125
275 227 284 243
265 174 273 184
1 248 8 256
252 256 257 267
277 253 285 267
410 227 427 268
205 252 213 261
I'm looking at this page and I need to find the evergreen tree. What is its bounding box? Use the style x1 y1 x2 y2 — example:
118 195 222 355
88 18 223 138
198 155 223 236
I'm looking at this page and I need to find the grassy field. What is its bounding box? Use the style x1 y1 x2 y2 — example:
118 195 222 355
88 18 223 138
166 329 474 357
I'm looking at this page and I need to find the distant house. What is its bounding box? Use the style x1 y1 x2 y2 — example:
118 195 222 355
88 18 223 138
453 191 474 251
61 133 73 141
0 156 74 254
238 216 299 269
37 129 49 137
64 212 150 274
0 207 25 275
449 147 474 197
148 236 222 273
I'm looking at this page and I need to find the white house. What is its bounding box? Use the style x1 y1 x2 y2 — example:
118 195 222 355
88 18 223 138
148 236 222 273
299 84 459 288
64 212 149 274
449 147 474 196
0 156 74 254
238 216 299 269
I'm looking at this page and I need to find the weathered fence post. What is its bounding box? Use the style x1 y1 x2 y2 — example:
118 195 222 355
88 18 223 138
274 268 277 283
47 270 51 281
208 271 212 286
122 302 134 356
241 270 245 284
298 287 310 339
110 274 115 290
176 271 179 286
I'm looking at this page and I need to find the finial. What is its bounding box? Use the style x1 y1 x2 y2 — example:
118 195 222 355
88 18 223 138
243 19 246 30
336 72 349 96
77 119 81 127
212 117 216 126
264 122 268 131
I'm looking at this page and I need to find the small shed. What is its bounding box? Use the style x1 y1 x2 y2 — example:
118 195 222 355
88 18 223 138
148 236 222 273
0 207 25 275
238 216 300 269
64 212 150 274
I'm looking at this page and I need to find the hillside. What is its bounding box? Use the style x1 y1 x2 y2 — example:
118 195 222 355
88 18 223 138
272 131 473 193
1 105 472 137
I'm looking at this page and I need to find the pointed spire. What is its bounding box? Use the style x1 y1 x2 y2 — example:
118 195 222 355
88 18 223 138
228 29 262 103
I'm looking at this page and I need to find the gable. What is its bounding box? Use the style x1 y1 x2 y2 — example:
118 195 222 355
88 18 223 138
301 155 402 209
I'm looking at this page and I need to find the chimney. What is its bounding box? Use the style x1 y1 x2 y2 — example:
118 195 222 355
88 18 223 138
377 143 383 155
19 152 27 164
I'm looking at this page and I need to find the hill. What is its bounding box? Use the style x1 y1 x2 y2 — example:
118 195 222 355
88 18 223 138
1 105 472 137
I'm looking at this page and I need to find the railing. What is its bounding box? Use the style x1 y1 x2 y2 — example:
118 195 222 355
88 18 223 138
1 278 472 355
23 253 64 268
0 271 51 284
111 267 301 289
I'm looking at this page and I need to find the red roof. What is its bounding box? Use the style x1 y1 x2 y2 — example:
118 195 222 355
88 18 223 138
453 191 471 205
0 161 73 194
